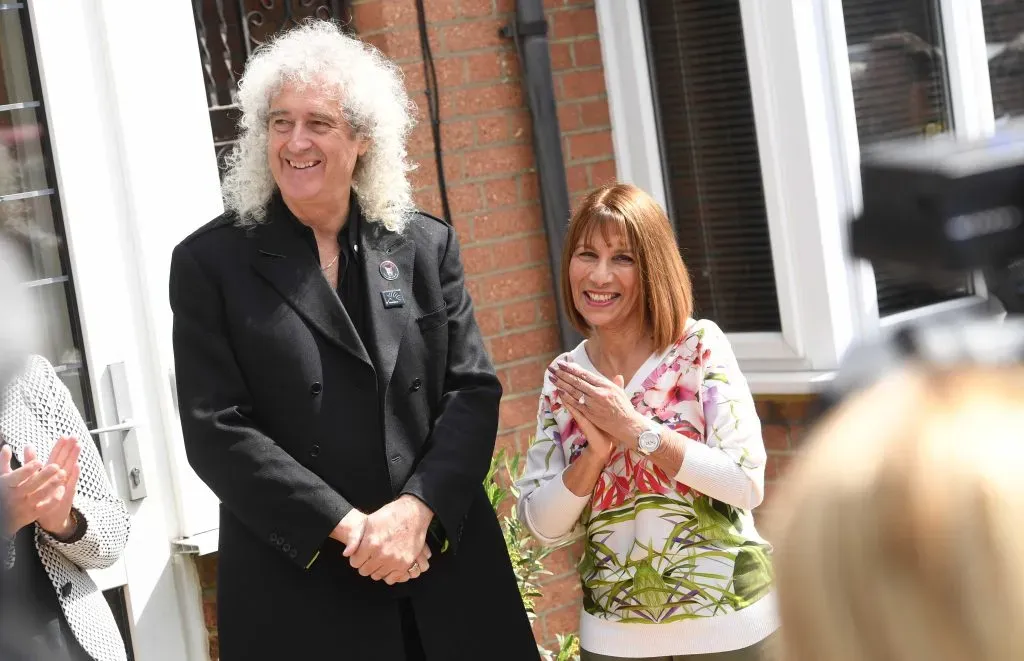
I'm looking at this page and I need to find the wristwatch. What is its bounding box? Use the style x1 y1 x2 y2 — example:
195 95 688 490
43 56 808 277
636 421 663 456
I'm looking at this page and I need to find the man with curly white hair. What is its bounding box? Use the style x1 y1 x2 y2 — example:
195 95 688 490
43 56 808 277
169 20 537 661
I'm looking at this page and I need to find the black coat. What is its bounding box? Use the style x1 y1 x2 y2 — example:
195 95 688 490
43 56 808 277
169 201 538 661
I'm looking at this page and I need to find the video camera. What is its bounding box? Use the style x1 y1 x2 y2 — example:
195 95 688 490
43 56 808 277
817 123 1024 415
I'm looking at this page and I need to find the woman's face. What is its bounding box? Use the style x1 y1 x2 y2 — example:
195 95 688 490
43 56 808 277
568 229 641 333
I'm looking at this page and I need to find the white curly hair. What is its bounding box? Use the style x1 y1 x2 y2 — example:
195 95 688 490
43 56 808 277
221 20 417 233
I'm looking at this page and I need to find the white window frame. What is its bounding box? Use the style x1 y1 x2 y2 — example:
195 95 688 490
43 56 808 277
596 0 1000 393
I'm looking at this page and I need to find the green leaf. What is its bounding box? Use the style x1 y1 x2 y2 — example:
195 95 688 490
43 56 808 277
691 495 747 546
731 545 773 607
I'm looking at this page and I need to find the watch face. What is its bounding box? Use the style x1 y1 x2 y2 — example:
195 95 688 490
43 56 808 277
638 430 660 454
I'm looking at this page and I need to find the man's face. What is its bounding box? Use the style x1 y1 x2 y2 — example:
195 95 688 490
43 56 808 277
266 83 368 209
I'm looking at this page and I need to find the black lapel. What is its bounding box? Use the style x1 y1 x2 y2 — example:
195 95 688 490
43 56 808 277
360 218 413 393
250 209 372 367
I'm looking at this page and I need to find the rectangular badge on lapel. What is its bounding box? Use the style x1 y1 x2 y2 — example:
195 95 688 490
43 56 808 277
381 289 405 309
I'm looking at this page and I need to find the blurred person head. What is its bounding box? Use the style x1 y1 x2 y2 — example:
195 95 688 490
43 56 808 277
770 365 1024 661
560 182 693 352
0 233 34 392
221 19 416 232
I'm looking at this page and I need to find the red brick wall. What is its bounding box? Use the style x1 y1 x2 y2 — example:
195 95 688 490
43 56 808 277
757 395 814 509
191 2 815 658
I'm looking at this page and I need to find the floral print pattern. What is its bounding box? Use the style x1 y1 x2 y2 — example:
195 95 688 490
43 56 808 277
518 320 772 624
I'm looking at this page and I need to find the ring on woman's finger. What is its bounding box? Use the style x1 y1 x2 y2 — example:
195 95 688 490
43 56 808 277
408 561 420 575
578 394 586 406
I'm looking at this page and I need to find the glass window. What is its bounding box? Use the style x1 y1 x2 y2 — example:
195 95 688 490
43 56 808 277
0 6 93 425
983 0 1024 122
642 0 780 332
842 0 973 316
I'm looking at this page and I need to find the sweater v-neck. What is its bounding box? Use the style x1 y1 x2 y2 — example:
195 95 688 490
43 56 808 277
569 340 674 395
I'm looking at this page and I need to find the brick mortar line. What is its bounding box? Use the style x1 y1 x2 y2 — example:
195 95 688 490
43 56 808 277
466 261 552 281
482 315 561 333
494 351 561 368
459 228 553 245
467 268 554 286
449 229 548 249
492 351 562 370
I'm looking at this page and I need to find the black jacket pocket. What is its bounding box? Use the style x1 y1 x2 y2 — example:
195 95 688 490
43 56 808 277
416 305 449 333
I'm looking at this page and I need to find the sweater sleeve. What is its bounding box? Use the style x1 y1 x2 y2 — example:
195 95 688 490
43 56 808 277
674 322 766 511
515 385 589 547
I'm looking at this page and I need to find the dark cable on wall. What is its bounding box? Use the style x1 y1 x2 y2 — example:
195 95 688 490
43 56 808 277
414 0 453 224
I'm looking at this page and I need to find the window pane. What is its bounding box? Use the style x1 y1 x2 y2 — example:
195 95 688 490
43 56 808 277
0 7 94 427
0 7 36 107
842 0 973 315
642 0 781 332
983 0 1024 121
0 108 49 196
845 1 952 141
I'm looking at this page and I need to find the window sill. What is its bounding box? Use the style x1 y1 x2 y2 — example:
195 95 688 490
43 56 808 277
171 529 219 556
745 370 835 395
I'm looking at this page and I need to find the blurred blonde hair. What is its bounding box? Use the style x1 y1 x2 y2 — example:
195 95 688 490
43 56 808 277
770 365 1024 661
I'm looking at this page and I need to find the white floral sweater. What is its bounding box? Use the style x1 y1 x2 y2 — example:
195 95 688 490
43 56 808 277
516 320 778 657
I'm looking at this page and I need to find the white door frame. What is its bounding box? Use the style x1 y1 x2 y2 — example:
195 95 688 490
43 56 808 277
27 2 223 659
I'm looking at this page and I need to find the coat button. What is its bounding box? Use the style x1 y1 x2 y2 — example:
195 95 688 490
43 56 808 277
61 581 72 598
270 533 279 544
289 549 298 559
410 378 422 392
310 382 323 396
310 444 320 458
282 543 291 553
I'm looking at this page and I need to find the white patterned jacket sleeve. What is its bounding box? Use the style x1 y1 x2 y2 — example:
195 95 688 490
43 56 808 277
674 321 766 510
516 356 590 546
32 356 130 569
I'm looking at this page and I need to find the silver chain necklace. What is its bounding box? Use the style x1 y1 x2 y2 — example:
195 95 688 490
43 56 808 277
320 253 340 271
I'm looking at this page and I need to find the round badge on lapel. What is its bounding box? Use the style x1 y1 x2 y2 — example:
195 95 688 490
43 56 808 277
379 260 400 281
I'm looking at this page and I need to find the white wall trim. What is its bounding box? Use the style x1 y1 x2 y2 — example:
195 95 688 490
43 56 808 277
746 370 835 395
172 529 220 557
940 0 995 141
595 0 667 210
739 0 858 371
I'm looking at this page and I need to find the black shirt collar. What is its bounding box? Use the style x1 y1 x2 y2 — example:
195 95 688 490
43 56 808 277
274 191 362 263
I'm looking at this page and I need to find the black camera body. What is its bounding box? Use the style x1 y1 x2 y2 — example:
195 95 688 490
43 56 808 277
817 125 1024 416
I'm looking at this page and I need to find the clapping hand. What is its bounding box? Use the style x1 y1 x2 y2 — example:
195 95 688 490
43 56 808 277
550 361 646 448
32 437 82 538
561 393 615 461
0 437 81 538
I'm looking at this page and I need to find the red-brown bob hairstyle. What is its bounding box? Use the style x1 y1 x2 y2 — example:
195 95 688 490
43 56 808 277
560 183 693 353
